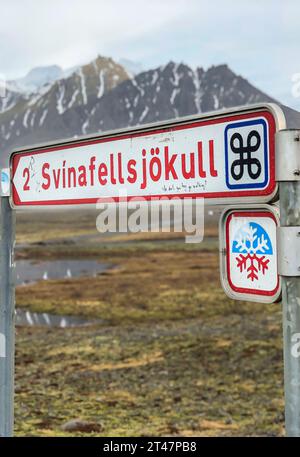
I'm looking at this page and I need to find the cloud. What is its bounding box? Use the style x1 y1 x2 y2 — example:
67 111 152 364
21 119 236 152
0 0 190 76
1 0 300 109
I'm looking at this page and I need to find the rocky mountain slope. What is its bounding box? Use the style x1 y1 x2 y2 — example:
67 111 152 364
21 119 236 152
0 55 298 167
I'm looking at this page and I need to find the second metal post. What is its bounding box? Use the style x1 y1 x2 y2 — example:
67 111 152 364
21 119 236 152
277 129 300 436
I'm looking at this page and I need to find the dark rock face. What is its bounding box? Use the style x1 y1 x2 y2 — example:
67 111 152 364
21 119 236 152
0 56 298 168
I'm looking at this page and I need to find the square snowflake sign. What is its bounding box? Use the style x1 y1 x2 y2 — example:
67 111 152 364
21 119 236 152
219 206 281 303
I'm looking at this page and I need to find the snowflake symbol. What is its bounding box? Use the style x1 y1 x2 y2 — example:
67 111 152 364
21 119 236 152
234 224 270 282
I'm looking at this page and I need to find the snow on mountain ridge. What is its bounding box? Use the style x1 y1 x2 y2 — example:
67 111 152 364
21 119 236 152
1 57 298 170
9 65 63 94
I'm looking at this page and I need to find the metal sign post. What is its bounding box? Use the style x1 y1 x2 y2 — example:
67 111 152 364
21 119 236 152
0 196 16 437
277 129 300 436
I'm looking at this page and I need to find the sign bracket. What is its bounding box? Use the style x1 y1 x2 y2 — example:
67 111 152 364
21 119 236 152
276 130 300 181
277 226 300 276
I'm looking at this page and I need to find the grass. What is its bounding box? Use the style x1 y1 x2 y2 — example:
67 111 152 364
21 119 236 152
15 315 284 437
14 219 285 436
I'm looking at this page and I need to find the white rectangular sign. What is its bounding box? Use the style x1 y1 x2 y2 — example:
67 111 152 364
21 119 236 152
10 104 285 208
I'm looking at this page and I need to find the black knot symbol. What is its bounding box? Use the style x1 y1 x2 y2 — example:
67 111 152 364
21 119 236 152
230 130 262 181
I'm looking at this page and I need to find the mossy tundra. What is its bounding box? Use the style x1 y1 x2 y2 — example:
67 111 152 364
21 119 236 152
14 212 284 436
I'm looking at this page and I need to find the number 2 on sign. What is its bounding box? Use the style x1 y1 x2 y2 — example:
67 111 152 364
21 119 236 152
23 168 30 191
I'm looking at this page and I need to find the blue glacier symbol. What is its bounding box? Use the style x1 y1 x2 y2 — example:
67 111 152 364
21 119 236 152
232 222 273 255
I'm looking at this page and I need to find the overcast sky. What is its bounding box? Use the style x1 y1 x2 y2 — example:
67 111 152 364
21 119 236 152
1 0 299 110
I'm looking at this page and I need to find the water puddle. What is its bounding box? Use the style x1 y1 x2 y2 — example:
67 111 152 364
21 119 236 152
16 259 110 286
16 259 110 327
15 309 101 328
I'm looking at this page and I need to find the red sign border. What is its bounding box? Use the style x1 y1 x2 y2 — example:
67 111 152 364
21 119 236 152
11 110 276 207
225 210 280 297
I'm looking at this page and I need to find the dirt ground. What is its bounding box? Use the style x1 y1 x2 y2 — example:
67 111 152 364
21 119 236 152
14 211 284 436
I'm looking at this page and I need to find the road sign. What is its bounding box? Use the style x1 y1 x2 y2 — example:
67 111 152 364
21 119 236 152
10 104 285 209
1 169 10 196
219 205 281 303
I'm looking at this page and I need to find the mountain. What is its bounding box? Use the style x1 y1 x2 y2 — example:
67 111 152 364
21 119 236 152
9 65 64 94
0 87 26 114
0 56 299 168
0 56 130 164
85 62 276 133
118 58 144 77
